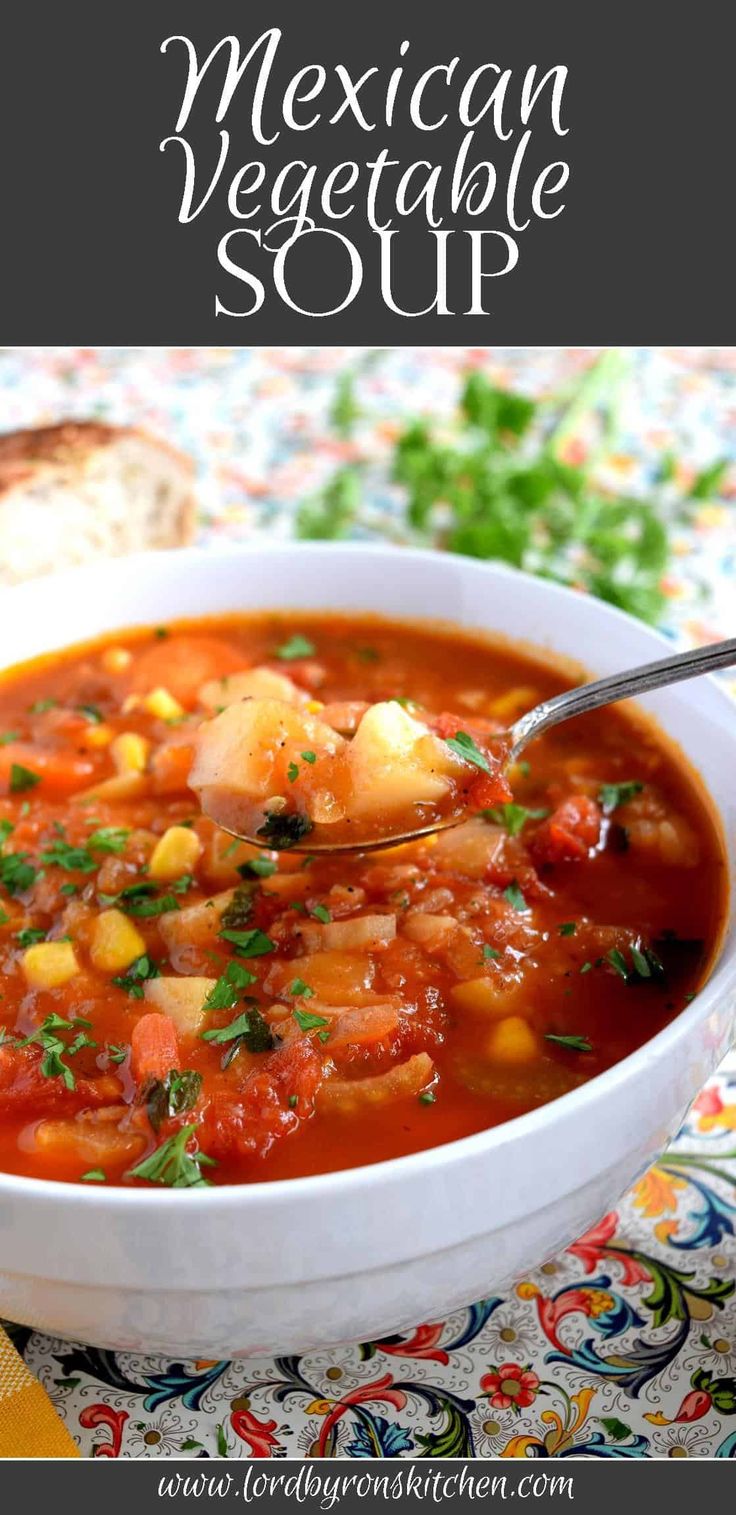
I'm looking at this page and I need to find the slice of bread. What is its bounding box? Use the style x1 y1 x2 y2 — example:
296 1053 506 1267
0 421 196 582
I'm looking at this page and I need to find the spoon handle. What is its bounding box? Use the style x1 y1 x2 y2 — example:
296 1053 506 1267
509 635 736 760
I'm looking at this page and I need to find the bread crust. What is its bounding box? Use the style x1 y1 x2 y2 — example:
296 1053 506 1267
0 420 194 495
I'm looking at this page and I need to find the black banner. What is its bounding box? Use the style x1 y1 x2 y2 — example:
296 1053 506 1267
1 1456 736 1502
0 0 734 342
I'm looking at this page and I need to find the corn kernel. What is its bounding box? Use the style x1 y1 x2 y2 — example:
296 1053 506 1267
111 731 150 775
148 825 203 881
142 686 185 722
306 699 324 714
101 646 132 674
485 1015 539 1064
22 940 79 990
90 909 146 973
80 722 114 750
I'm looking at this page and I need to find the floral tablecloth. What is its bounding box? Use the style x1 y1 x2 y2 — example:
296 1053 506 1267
1 346 735 1459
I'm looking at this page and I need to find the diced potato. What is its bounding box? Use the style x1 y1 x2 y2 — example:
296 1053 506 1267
318 1053 435 1113
265 950 377 1005
143 976 216 1036
347 702 466 817
158 889 235 970
450 972 529 1020
430 818 505 877
22 940 79 989
111 732 150 775
90 909 146 973
325 1000 401 1049
148 825 203 881
190 698 344 804
199 666 306 711
33 1111 144 1167
403 912 457 950
142 686 185 722
485 1015 540 1063
624 813 699 867
310 914 397 953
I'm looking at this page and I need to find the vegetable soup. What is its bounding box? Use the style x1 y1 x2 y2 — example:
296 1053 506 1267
0 615 726 1188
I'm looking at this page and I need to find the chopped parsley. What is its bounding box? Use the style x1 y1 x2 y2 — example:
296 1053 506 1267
289 978 315 998
81 1169 106 1183
99 881 180 917
39 839 97 873
545 1034 593 1053
286 762 300 783
201 1006 275 1060
0 908 8 925
105 1044 128 1065
128 1123 216 1188
503 881 529 912
29 698 58 714
418 1089 437 1105
559 922 577 937
112 954 160 998
444 730 494 776
76 703 103 724
0 850 38 895
238 855 277 879
14 1013 94 1091
88 826 129 855
218 926 275 958
310 903 331 924
144 1069 203 1132
219 884 256 932
293 1007 330 1033
257 811 313 849
301 750 317 765
9 763 41 794
483 803 549 836
482 944 500 960
580 961 593 974
598 780 644 814
0 731 20 746
607 944 665 982
275 634 316 661
15 927 46 948
204 960 257 1010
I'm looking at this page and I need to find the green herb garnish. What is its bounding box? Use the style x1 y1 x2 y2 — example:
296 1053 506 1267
29 699 58 714
293 1008 330 1033
256 812 313 849
275 634 316 661
39 840 97 873
76 704 103 724
218 926 275 958
418 1090 437 1105
15 927 46 948
112 955 160 998
289 978 315 998
128 1124 216 1189
88 826 129 855
503 881 529 912
0 732 20 746
310 904 331 923
204 960 257 1010
545 1033 593 1053
201 1007 274 1057
81 1169 107 1183
144 1069 203 1132
238 855 277 879
219 884 256 932
287 762 300 783
598 780 644 814
444 730 493 776
301 750 317 765
483 803 549 836
9 764 41 794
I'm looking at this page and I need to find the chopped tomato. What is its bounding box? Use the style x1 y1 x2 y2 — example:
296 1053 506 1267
529 795 602 864
201 1039 322 1161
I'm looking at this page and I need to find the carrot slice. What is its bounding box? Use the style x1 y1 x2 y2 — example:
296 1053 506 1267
0 742 96 796
130 1013 180 1085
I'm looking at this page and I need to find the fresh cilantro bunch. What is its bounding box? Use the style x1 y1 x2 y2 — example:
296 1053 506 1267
296 352 728 625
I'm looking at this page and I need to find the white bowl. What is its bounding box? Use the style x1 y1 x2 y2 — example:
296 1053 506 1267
0 544 734 1357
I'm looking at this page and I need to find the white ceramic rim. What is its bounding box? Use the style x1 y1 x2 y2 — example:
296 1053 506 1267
0 542 733 1216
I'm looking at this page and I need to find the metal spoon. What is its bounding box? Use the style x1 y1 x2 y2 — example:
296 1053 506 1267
215 635 736 853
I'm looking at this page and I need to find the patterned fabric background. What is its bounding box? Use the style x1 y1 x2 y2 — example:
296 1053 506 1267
1 346 735 1459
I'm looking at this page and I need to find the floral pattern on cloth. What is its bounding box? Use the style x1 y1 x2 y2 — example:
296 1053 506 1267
0 346 734 1458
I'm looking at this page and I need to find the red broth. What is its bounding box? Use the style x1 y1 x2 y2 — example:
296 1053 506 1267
0 614 726 1188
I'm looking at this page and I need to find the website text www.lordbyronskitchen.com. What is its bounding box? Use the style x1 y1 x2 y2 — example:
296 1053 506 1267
157 1466 575 1506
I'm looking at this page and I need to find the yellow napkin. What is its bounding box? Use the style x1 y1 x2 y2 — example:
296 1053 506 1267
0 1323 79 1458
